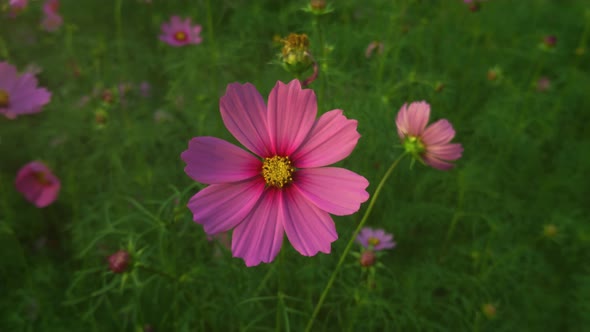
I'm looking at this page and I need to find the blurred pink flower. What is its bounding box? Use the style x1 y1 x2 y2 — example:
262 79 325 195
537 77 551 92
10 0 28 8
396 101 463 170
15 161 60 208
41 0 62 32
356 227 396 251
0 62 51 119
160 16 202 47
181 80 369 266
139 81 151 97
108 250 130 273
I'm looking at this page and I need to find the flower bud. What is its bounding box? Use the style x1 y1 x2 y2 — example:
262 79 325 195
543 35 557 48
360 250 376 267
482 303 497 319
543 224 558 238
280 33 313 76
310 0 326 10
108 250 130 273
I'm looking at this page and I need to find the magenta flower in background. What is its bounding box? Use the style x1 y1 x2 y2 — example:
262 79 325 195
139 81 151 97
8 0 28 15
41 0 62 32
15 161 61 208
357 227 396 251
181 79 369 266
0 62 51 119
108 250 130 273
396 101 463 170
160 16 202 47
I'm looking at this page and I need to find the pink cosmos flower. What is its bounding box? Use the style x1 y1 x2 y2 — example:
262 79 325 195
41 0 62 32
356 227 396 251
15 161 61 208
0 62 51 119
160 16 202 47
181 79 370 266
396 101 463 170
10 0 28 8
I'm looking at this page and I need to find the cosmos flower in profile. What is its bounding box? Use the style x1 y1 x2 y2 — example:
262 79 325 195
15 161 61 208
160 16 202 47
181 79 369 266
396 101 463 170
0 62 51 119
356 227 396 251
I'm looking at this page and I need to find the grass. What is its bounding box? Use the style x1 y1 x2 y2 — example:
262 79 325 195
1 0 589 331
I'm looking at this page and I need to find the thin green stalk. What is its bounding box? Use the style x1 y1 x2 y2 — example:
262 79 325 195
205 0 219 91
305 153 407 332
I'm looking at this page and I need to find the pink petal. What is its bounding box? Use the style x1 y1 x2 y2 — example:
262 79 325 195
170 15 182 27
291 110 361 168
231 189 285 267
421 119 456 146
282 188 337 256
34 183 60 208
427 143 463 161
181 136 262 184
220 83 271 157
0 62 19 90
422 153 455 170
267 80 317 156
15 161 60 208
187 179 265 235
396 101 430 138
293 167 369 216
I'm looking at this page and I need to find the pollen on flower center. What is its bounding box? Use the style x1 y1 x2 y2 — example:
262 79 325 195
403 136 426 155
368 237 381 246
174 31 187 42
0 89 10 107
262 156 295 188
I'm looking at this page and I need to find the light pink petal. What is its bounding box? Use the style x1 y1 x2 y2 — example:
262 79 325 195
187 179 265 234
181 136 261 184
427 143 463 161
282 188 337 256
422 153 455 171
407 101 430 135
291 110 361 168
293 167 369 216
267 80 317 156
0 62 19 90
232 189 285 267
395 104 410 139
220 83 271 157
34 183 60 208
170 15 182 27
192 25 202 35
422 119 456 146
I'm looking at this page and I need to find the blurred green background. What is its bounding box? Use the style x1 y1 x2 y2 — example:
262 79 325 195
1 0 589 331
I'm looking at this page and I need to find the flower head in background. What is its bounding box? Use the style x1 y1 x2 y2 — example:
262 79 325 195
108 250 131 273
41 0 62 32
365 41 384 58
8 0 28 16
160 16 202 47
396 101 463 170
536 77 551 92
0 62 51 119
357 227 396 251
181 79 369 266
15 161 61 208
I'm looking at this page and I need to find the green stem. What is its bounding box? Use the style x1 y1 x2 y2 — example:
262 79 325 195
305 153 407 332
205 0 219 90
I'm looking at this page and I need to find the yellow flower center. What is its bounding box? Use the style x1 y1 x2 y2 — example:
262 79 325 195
0 89 10 107
403 136 426 155
262 156 295 188
368 237 381 246
174 31 187 42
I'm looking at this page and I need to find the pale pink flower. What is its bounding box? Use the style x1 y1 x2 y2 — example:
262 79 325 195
396 101 463 170
0 62 51 119
160 16 202 47
41 0 62 32
10 0 28 8
15 161 60 208
356 227 396 251
41 12 63 32
181 80 369 266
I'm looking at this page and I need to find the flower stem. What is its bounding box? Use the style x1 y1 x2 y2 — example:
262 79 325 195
305 153 407 332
